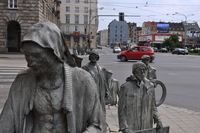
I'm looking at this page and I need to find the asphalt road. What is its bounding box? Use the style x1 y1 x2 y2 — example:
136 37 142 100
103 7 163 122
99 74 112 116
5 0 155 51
0 48 200 112
82 47 200 112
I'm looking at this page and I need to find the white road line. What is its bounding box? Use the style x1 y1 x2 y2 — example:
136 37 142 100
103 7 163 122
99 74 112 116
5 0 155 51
0 73 18 75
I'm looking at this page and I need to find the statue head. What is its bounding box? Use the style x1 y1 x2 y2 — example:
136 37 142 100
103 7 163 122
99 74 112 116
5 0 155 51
21 21 76 67
141 55 150 66
132 62 147 81
22 41 58 75
107 70 113 79
89 49 99 63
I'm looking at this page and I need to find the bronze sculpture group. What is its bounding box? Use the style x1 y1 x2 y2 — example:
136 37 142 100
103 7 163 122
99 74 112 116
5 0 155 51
0 21 168 133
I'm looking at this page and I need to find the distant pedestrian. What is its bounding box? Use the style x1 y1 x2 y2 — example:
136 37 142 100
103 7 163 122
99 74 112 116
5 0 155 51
81 45 85 55
77 44 81 55
72 45 77 55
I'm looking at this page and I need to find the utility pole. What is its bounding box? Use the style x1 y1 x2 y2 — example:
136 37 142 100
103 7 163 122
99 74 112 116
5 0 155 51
88 0 92 49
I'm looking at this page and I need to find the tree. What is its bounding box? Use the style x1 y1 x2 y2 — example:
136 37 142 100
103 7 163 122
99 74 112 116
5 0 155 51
162 35 182 51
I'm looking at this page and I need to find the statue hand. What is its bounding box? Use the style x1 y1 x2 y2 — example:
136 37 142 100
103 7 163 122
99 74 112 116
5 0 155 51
105 92 111 99
156 121 163 133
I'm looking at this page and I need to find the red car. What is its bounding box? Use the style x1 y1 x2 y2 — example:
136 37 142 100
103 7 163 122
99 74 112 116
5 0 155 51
117 46 155 62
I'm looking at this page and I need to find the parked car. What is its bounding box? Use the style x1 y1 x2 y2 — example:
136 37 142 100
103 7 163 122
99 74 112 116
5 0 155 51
172 48 188 55
117 46 155 62
113 46 121 53
97 45 102 49
152 47 158 52
158 48 168 53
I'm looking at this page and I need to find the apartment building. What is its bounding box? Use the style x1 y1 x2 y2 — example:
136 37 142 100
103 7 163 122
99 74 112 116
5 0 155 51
0 0 61 52
99 29 108 46
60 0 98 48
127 22 138 44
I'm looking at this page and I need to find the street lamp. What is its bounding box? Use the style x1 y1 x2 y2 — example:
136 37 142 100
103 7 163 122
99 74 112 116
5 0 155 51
173 12 194 45
173 12 194 22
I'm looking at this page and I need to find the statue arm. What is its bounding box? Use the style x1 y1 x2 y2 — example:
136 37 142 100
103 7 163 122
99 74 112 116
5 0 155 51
152 89 163 131
115 80 120 95
0 93 15 132
0 74 24 132
0 69 32 133
118 85 129 132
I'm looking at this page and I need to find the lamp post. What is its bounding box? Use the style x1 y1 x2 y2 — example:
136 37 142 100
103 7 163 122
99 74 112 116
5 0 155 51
173 12 194 45
173 12 194 22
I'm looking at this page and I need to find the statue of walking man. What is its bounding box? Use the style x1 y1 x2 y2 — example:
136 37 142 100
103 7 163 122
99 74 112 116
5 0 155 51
118 62 163 133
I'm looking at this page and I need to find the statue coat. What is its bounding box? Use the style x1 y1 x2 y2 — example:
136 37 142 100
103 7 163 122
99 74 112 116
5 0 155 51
82 63 109 115
105 78 120 106
0 63 105 133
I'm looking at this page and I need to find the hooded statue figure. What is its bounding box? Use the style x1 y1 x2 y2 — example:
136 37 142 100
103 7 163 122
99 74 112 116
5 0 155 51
0 21 105 133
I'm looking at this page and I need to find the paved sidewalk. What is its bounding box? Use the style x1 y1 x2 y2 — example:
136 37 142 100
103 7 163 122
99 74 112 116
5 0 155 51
106 105 200 133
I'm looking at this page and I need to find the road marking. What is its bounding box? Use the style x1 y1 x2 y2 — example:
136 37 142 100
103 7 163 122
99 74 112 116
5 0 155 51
168 73 181 76
0 73 18 75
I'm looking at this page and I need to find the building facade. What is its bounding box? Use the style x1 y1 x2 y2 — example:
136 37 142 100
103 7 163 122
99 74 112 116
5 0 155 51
141 21 200 47
108 19 129 48
0 0 61 52
182 22 200 46
60 0 98 48
99 29 108 46
127 22 138 44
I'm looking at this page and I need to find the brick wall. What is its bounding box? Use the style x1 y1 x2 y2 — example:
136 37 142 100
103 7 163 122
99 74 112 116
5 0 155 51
0 0 60 52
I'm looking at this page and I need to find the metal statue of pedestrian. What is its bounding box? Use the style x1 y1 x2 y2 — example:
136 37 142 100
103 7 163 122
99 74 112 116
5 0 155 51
82 50 110 116
0 21 106 133
118 62 163 133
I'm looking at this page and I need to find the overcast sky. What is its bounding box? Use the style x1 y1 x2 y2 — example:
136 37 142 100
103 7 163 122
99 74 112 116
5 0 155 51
97 0 200 31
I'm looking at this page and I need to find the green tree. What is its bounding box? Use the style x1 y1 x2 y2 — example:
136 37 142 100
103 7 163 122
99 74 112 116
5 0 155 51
162 35 182 51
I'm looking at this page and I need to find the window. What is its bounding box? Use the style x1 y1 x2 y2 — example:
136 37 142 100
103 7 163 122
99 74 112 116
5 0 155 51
84 26 87 34
115 30 117 33
66 15 70 23
66 0 70 2
84 15 88 24
66 7 70 12
115 34 117 37
131 47 139 52
75 26 79 31
75 15 79 24
75 0 79 3
84 7 88 13
84 0 88 3
75 7 79 13
41 1 44 14
142 47 149 51
66 26 70 34
8 0 18 9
